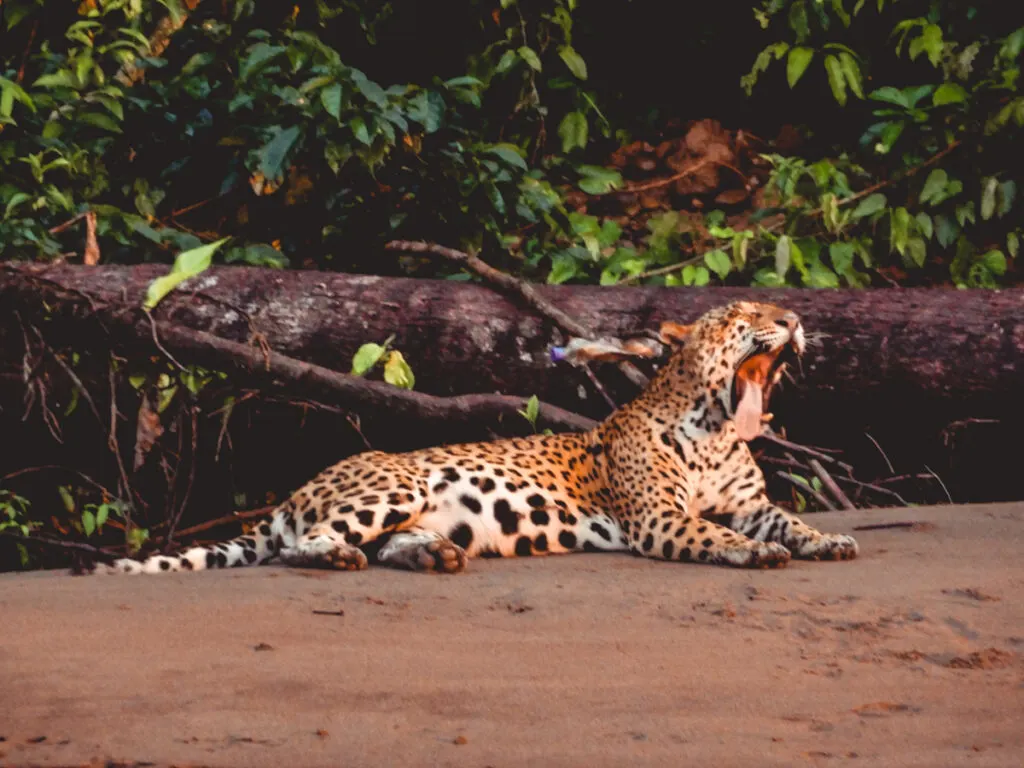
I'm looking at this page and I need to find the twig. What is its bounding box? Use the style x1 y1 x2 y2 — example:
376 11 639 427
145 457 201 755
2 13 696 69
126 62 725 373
16 20 39 84
833 140 962 210
31 326 104 425
1 465 118 500
346 413 374 451
581 365 618 412
864 432 894 474
169 506 274 540
95 314 599 434
144 309 187 371
874 473 936 485
0 529 116 560
776 471 836 511
107 361 136 518
614 158 712 194
760 432 854 474
311 609 345 617
387 240 590 336
808 459 855 510
48 211 90 236
852 522 918 532
165 407 199 548
386 239 650 390
923 464 953 504
832 475 909 506
626 253 704 283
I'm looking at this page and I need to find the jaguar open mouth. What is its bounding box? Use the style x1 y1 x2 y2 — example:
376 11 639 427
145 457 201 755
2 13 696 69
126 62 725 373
730 341 800 441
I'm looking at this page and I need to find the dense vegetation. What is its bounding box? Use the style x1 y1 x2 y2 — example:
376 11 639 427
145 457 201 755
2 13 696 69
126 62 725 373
1 0 1021 288
1 1 1022 566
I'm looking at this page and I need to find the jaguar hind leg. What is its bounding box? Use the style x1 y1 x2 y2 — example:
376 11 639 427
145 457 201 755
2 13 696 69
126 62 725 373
278 524 368 571
376 527 468 573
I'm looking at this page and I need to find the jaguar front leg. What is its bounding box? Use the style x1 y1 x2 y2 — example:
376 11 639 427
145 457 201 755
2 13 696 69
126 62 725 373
627 513 790 568
715 497 859 561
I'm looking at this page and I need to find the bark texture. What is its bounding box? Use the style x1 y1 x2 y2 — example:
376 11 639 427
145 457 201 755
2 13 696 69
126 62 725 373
3 263 1021 416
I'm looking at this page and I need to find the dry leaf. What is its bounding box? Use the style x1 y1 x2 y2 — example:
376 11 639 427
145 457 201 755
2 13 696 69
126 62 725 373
133 393 163 470
84 210 100 265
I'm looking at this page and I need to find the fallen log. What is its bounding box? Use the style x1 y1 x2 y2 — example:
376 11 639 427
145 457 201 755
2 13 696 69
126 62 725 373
2 263 1021 416
0 263 1021 517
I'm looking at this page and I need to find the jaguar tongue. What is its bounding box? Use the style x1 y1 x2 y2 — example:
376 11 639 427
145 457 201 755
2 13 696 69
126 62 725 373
734 376 764 441
734 352 775 441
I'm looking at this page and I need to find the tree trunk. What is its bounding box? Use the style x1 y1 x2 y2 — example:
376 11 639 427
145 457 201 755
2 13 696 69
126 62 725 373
3 263 1021 412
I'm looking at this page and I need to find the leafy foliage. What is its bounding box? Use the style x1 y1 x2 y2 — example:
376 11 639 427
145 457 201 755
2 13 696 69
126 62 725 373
0 0 1020 290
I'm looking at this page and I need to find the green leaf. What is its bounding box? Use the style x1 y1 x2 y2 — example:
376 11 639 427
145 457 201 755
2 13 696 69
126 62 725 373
4 192 30 220
351 343 387 376
692 266 710 287
443 76 483 88
890 207 911 255
33 71 78 90
517 46 543 72
786 47 814 88
982 250 1006 276
518 394 540 427
1008 232 1020 259
703 249 731 280
829 242 855 274
806 258 840 288
257 125 300 180
485 144 528 171
58 486 75 514
144 238 230 310
775 235 792 276
998 181 1017 218
909 24 943 67
577 165 622 195
82 509 96 537
839 52 863 99
869 86 910 108
558 111 588 153
850 193 887 219
915 212 933 240
933 83 968 107
919 168 948 205
788 1 810 41
78 112 122 133
95 504 110 530
495 49 519 74
353 73 388 107
905 236 926 268
558 46 588 80
350 116 370 146
240 43 286 81
981 177 998 221
321 83 342 120
547 252 579 284
876 120 905 153
407 90 445 133
383 350 415 389
824 54 847 106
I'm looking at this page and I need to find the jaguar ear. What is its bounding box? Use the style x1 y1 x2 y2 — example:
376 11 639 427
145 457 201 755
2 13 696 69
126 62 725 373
658 321 693 346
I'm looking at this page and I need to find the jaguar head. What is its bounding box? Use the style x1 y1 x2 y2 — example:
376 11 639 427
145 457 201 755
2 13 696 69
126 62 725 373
661 301 806 441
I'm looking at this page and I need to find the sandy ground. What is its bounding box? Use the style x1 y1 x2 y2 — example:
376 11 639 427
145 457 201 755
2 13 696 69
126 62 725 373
1 503 1023 768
